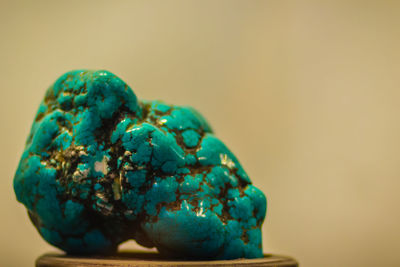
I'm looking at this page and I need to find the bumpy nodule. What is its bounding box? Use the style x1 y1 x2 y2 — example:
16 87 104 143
14 70 267 259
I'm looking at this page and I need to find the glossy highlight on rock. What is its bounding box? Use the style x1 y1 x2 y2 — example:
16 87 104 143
14 70 267 259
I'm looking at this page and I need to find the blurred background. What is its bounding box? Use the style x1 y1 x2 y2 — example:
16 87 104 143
1 1 400 266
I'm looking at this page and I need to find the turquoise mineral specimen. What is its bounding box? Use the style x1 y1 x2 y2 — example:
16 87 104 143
14 70 267 259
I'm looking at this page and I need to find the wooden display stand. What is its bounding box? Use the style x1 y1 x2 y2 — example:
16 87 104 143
36 251 298 267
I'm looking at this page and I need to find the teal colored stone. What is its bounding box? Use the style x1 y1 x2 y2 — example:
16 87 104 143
181 129 200 148
13 70 267 259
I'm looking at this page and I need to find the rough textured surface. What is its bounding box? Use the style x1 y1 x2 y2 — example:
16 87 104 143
14 70 267 259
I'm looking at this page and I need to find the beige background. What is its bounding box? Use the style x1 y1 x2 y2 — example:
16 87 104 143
1 1 400 266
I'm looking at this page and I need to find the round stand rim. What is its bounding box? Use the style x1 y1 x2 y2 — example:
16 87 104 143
36 251 298 267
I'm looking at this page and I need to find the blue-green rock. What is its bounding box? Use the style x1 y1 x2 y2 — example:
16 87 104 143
14 70 267 259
